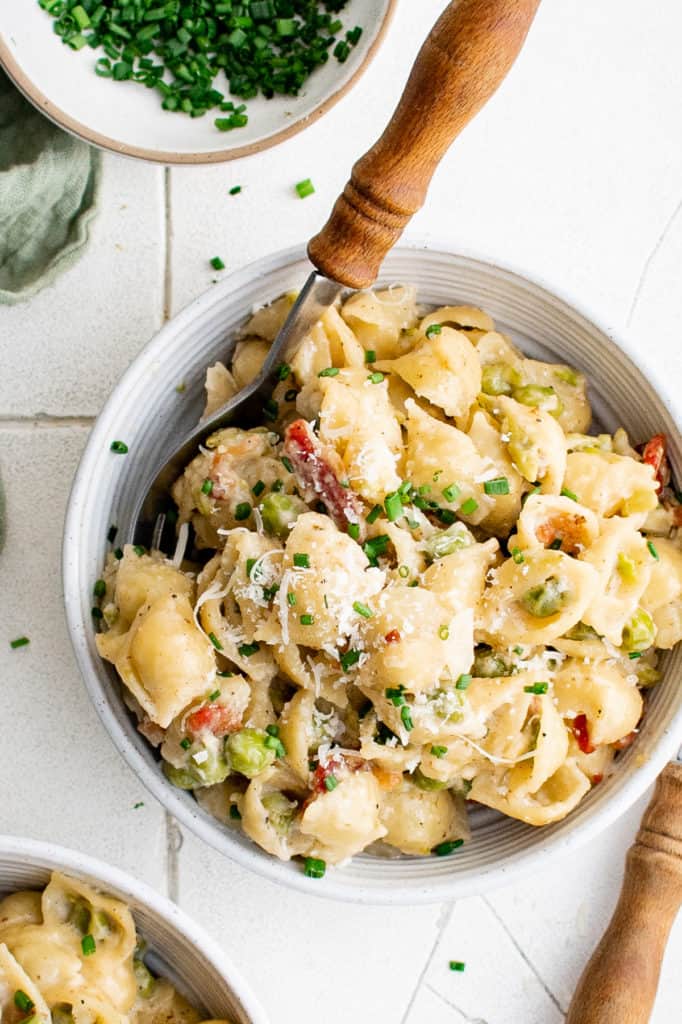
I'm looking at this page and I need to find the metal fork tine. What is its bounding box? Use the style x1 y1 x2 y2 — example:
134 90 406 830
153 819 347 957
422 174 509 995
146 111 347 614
151 512 166 553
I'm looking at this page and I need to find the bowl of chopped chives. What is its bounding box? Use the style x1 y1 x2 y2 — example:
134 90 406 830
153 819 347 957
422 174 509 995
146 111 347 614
0 0 395 163
64 242 682 903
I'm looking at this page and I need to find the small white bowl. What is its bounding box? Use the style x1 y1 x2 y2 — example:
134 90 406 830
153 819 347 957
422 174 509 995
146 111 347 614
64 244 682 904
0 1 395 164
0 835 267 1024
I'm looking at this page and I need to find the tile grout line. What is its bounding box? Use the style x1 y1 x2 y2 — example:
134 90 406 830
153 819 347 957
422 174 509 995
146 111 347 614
424 982 483 1023
399 901 455 1024
626 194 682 326
482 895 566 1016
0 415 95 428
163 166 173 323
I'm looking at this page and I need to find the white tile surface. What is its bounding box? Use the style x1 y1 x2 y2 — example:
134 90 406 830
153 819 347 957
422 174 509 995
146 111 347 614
0 425 167 885
0 156 165 417
2 0 682 1021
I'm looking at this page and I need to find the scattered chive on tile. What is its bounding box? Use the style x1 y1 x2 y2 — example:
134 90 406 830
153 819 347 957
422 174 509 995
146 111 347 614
10 637 30 650
449 960 466 972
229 186 242 195
210 256 225 270
295 178 315 199
133 801 144 809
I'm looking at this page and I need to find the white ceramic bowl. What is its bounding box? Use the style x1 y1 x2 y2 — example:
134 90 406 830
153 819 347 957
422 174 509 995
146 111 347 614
0 835 267 1024
64 244 682 904
0 1 394 163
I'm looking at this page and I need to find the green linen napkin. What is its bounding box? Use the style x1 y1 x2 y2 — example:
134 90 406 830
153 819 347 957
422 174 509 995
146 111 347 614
0 70 101 304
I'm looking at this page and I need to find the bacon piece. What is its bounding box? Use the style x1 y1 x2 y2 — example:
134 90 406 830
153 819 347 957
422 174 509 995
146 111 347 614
384 629 401 644
283 419 364 535
572 713 594 754
536 512 589 556
185 703 242 738
612 730 637 751
591 773 603 786
641 434 668 492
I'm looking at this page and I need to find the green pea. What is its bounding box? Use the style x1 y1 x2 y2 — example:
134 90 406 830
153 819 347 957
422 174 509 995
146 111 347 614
225 728 276 778
68 897 91 936
424 522 473 561
260 492 308 539
133 959 156 998
262 791 298 834
564 621 601 641
411 768 448 791
519 576 570 618
621 608 656 652
481 362 521 397
513 384 563 418
164 743 230 789
502 413 538 482
52 1005 75 1024
635 664 661 688
472 648 515 677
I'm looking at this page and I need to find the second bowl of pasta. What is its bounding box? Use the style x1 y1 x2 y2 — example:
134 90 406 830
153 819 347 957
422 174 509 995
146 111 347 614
0 835 267 1024
64 245 682 902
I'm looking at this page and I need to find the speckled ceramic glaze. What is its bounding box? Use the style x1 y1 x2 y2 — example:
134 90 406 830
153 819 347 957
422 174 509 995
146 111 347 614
0 836 268 1024
64 245 682 903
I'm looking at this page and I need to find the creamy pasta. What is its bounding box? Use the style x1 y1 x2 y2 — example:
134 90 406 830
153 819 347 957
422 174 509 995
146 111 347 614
0 872 233 1024
96 287 682 874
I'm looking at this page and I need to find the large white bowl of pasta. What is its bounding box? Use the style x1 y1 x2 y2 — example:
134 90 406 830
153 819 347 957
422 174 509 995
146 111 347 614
64 244 682 903
0 835 267 1024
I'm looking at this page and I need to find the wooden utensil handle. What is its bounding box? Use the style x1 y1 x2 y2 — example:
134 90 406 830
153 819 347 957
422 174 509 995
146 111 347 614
566 762 682 1024
308 0 541 288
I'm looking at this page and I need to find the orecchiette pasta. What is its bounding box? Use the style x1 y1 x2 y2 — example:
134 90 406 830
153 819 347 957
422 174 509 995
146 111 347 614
0 873 233 1024
95 287 681 875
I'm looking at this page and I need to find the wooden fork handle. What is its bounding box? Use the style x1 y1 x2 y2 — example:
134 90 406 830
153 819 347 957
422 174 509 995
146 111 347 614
566 762 682 1024
307 0 541 288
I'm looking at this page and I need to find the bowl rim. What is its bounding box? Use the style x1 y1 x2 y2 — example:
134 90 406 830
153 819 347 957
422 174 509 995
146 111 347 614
0 1 397 165
63 240 682 904
0 833 269 1024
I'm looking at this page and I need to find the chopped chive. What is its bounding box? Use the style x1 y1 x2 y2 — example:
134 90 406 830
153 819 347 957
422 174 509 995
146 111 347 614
511 546 525 564
107 524 118 543
442 483 460 503
180 738 191 750
347 522 360 540
133 545 145 557
386 686 406 706
364 349 376 363
271 479 284 492
234 502 251 521
252 480 265 497
293 552 310 569
400 705 414 731
300 614 314 625
460 498 478 516
484 477 510 495
281 456 294 473
549 538 563 550
201 478 213 495
210 256 225 270
238 642 260 657
114 547 123 560
295 178 315 199
229 804 242 820
433 839 464 856
217 671 234 678
449 960 466 972
287 592 296 607
208 689 221 701
362 534 390 565
229 186 242 195
425 324 442 338
276 362 291 381
524 682 549 694
133 801 144 809
366 504 382 524
14 992 34 1014
91 607 103 620
81 934 96 956
438 625 449 640
266 724 280 737
513 646 524 655
110 440 128 454
303 856 326 878
431 745 448 758
455 674 472 690
10 636 29 650
208 632 223 651
647 540 659 561
353 601 373 619
318 366 339 377
324 775 338 791
384 491 403 522
561 487 578 502
246 558 257 578
93 580 106 598
263 397 278 421
628 651 643 659
340 648 361 672
367 371 384 384
264 734 286 757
